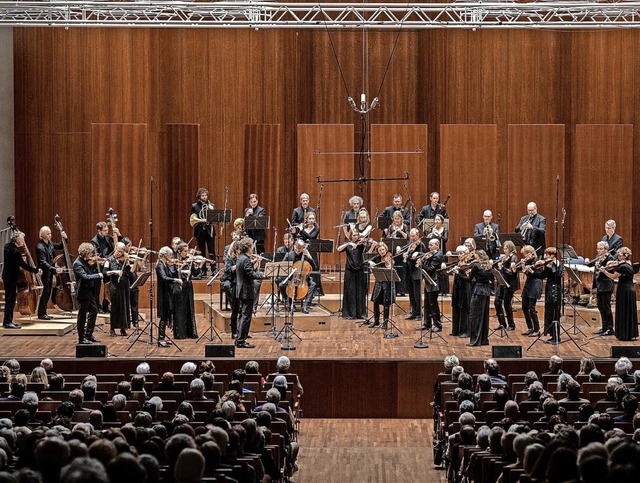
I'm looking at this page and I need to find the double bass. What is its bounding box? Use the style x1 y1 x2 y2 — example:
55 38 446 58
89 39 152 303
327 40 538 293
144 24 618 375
6 216 43 316
52 215 77 312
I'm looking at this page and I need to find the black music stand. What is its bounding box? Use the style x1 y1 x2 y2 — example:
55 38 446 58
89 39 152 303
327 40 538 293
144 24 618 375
244 216 270 231
197 270 224 343
419 218 449 234
557 244 579 260
563 265 590 334
370 267 402 339
210 209 232 266
263 261 292 336
377 215 392 231
488 269 510 339
307 239 334 311
499 233 525 249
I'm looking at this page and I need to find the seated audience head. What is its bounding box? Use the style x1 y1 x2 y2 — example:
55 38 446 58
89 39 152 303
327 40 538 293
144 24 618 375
443 355 460 373
81 380 97 401
29 367 49 386
189 378 205 398
615 357 633 377
589 369 603 383
451 365 464 381
198 360 215 374
457 373 473 391
557 373 573 391
135 362 150 375
548 355 563 374
276 356 291 373
245 360 260 374
174 447 205 483
524 371 538 387
579 357 596 375
528 381 544 401
484 359 500 377
459 399 475 414
566 379 583 400
476 374 492 392
578 403 595 423
476 425 491 449
116 381 132 399
180 362 197 375
2 360 19 376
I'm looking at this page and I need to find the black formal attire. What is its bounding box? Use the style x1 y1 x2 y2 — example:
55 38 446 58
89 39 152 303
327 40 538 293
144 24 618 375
521 262 542 333
36 238 63 318
126 262 141 328
593 255 615 333
416 204 449 228
245 205 267 255
382 205 411 226
221 244 240 337
104 256 131 332
291 206 315 226
295 225 324 297
73 256 102 343
466 263 494 346
474 222 500 260
451 269 471 336
173 264 198 339
385 223 409 295
2 243 39 327
155 261 178 342
515 213 546 256
532 261 563 341
191 200 216 274
369 255 395 327
602 233 623 256
405 241 425 319
341 244 367 319
421 250 444 330
276 246 290 257
614 262 638 341
424 227 449 294
91 233 119 312
494 252 519 330
236 253 263 346
280 250 317 312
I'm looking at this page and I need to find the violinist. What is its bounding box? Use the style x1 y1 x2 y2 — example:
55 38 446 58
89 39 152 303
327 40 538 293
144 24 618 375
173 243 198 339
416 238 444 332
416 192 448 228
591 241 615 336
425 214 449 295
2 232 42 329
103 242 132 337
462 249 494 347
245 193 266 255
366 241 395 329
474 210 500 260
280 239 317 314
515 202 546 256
600 246 638 341
494 240 519 332
337 231 367 320
291 192 315 226
191 187 216 277
72 242 103 343
519 245 542 337
122 238 145 329
348 208 373 244
92 221 122 313
449 245 471 338
342 196 364 239
382 194 411 226
170 237 183 259
404 228 425 321
529 247 563 344
235 237 264 349
384 210 408 296
36 225 67 320
156 246 183 347
294 211 324 298
222 234 241 338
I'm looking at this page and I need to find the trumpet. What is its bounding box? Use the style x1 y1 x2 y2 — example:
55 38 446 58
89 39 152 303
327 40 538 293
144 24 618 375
520 215 534 240
485 223 496 242
190 213 207 227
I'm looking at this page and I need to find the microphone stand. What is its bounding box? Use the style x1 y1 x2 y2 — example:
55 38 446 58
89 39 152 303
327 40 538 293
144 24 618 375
334 207 345 317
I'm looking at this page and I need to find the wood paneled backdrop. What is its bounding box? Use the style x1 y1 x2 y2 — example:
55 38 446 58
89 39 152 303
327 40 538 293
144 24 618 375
12 28 640 261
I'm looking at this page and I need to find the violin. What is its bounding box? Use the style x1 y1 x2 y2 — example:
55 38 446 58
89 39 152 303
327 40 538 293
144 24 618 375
601 259 629 273
531 257 554 269
517 252 537 272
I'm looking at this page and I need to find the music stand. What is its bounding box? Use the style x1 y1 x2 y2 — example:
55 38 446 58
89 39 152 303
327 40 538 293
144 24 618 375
488 269 510 339
244 216 270 231
370 267 402 339
557 244 579 260
564 265 590 334
419 218 450 233
275 263 303 350
131 272 150 291
377 215 392 231
499 233 525 249
263 261 292 335
210 209 232 267
197 270 224 343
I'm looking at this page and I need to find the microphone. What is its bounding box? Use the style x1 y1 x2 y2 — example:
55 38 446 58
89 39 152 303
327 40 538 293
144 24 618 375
348 97 357 110
370 97 379 110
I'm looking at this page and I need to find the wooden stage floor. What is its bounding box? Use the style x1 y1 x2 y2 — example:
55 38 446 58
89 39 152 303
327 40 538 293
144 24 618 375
2 293 636 361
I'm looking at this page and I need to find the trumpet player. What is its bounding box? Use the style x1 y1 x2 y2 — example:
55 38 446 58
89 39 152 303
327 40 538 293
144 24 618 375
191 187 216 277
474 210 500 260
515 202 546 256
244 193 267 255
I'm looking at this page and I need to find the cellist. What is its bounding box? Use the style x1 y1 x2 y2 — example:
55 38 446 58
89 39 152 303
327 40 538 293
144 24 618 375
36 225 67 320
279 239 316 314
2 231 42 329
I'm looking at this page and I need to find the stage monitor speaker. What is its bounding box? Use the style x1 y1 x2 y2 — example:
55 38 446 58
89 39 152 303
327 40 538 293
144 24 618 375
611 346 640 358
492 345 522 359
76 344 108 358
205 344 235 358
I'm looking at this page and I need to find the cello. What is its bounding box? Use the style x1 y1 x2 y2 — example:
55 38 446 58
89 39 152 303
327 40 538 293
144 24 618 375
52 214 77 312
6 216 43 316
286 257 313 300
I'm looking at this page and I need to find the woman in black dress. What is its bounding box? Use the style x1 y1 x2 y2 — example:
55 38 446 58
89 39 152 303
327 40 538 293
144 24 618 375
465 250 494 346
530 246 563 344
172 242 199 339
104 242 131 337
155 246 182 347
337 231 367 320
450 245 472 338
367 241 395 329
384 210 409 296
425 214 449 294
295 211 324 297
601 247 638 341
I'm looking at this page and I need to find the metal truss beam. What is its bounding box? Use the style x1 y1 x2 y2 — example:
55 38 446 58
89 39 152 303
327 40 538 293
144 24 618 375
2 2 640 29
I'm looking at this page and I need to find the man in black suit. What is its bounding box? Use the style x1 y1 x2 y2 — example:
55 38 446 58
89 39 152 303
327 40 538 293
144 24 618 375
418 238 444 331
191 187 216 277
382 193 411 226
603 219 623 256
2 231 42 329
235 238 263 349
245 193 267 255
73 242 104 344
416 192 448 230
291 193 315 226
91 221 121 312
36 225 67 320
515 202 546 256
474 210 500 260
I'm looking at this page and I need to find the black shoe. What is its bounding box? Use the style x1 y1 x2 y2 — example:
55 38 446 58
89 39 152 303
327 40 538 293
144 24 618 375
528 331 541 337
493 325 505 331
507 326 515 331
522 329 533 336
416 325 429 331
602 329 614 336
78 338 92 344
157 340 170 347
231 333 237 339
302 307 310 314
369 320 380 328
120 329 128 336
3 323 21 329
432 326 442 333
544 338 560 345
459 333 469 338
235 341 256 349
246 334 253 339
381 322 389 330
87 335 100 343
593 329 604 335
38 315 53 320
110 329 116 337
406 315 417 320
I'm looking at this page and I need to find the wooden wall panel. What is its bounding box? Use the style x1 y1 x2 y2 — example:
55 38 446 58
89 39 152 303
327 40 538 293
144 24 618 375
440 125 498 252
297 125 355 268
244 124 284 252
91 124 149 243
507 125 565 250
572 125 633 256
370 124 428 230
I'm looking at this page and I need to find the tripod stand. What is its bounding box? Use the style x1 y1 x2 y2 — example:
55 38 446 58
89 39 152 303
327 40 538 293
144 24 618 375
197 270 223 343
275 266 303 350
264 261 291 338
